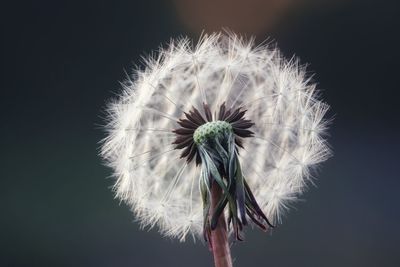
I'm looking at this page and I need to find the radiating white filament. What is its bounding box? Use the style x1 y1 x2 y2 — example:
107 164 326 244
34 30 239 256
101 33 330 241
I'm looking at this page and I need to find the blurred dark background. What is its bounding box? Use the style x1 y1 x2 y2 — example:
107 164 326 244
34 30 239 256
1 0 399 266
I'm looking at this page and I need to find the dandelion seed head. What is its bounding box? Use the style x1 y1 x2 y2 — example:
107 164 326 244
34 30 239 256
101 32 331 241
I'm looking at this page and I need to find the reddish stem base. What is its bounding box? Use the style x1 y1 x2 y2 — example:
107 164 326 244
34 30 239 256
210 181 233 267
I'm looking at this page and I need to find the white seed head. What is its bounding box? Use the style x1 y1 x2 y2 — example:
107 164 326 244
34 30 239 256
100 32 331 241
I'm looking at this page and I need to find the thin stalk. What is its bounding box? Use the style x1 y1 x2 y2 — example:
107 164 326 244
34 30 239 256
210 180 233 267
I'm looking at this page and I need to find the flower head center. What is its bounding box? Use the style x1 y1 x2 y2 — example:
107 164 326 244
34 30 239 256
193 120 233 145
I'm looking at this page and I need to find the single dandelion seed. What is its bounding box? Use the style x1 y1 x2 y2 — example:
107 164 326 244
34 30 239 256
100 32 331 267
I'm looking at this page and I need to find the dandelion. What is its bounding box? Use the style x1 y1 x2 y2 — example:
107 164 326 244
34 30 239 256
101 33 330 267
